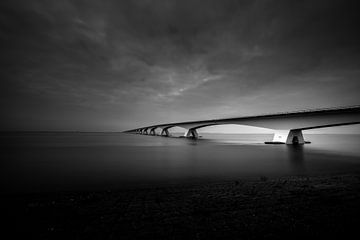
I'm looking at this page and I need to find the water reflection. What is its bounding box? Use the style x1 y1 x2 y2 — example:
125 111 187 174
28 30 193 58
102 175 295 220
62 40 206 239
2 133 360 194
286 145 306 174
186 139 199 146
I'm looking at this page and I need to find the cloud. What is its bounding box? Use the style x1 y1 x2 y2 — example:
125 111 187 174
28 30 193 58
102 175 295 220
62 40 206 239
0 0 360 130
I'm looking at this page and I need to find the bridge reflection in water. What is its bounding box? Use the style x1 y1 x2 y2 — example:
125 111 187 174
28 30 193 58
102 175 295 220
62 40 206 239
287 145 306 174
125 106 360 145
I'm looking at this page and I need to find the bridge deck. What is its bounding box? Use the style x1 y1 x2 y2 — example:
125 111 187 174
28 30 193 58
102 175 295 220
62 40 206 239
127 105 360 132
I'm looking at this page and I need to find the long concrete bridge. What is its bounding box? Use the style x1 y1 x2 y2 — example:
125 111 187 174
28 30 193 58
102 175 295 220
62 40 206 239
125 106 360 144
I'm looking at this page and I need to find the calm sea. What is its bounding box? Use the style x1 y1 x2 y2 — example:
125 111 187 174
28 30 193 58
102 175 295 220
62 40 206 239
1 132 360 194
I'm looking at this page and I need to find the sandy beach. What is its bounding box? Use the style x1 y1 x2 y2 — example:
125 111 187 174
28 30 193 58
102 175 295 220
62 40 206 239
3 173 360 239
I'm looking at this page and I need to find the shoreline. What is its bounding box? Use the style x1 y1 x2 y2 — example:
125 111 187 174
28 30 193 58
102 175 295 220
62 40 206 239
3 173 360 239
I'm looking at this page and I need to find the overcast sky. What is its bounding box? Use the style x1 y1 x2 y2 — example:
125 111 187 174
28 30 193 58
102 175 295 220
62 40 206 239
1 0 360 131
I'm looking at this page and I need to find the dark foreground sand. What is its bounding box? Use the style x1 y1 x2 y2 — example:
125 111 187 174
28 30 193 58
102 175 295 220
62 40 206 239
3 173 360 239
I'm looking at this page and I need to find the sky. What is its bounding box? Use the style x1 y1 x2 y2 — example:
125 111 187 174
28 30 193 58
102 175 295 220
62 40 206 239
1 0 360 132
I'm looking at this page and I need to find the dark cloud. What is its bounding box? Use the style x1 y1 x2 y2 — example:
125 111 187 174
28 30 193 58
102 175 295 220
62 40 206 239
0 0 359 131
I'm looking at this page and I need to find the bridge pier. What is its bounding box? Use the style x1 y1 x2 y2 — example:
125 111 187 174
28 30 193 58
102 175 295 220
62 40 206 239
267 129 306 145
161 128 170 137
184 129 198 139
150 127 157 136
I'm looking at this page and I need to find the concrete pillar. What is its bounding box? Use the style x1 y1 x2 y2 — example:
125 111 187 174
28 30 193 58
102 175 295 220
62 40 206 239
150 127 157 135
285 129 305 144
268 129 305 144
161 128 170 137
184 129 199 139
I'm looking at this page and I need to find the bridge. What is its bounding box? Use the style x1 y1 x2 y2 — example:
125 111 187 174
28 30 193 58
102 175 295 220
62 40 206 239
124 106 360 144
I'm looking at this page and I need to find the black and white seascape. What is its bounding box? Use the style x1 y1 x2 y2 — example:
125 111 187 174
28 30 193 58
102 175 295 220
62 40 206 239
1 1 360 239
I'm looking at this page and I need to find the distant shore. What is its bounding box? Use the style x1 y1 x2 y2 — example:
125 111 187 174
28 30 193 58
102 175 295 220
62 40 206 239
3 173 360 239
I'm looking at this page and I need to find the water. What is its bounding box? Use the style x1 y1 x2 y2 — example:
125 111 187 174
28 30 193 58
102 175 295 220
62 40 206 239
1 132 360 194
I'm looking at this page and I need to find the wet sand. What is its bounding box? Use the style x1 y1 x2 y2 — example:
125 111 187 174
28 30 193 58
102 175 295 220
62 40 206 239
3 173 360 239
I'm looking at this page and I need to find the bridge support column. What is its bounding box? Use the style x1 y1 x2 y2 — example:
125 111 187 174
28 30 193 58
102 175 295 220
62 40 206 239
150 128 157 135
268 129 306 144
286 129 305 144
143 128 148 135
184 129 198 139
161 129 170 137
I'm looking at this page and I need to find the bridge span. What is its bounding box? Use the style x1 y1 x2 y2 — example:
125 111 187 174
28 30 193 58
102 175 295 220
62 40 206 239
125 106 360 144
